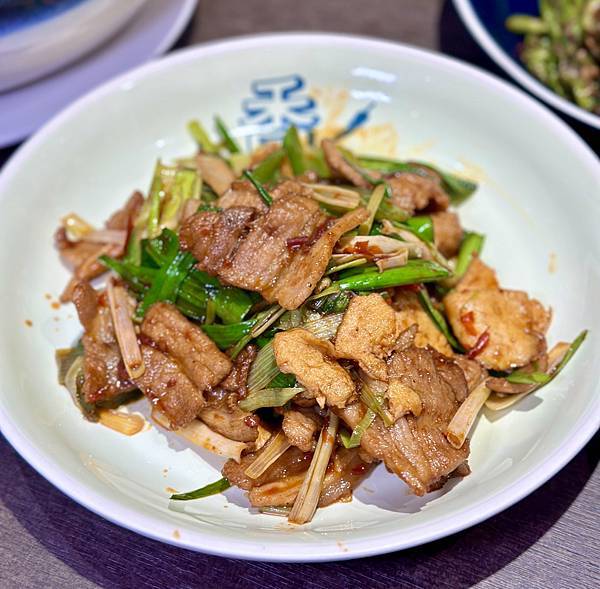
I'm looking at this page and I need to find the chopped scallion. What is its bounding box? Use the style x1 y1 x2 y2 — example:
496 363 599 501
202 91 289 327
170 477 231 501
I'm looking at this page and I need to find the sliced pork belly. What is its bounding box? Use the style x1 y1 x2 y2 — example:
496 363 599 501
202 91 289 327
336 335 470 496
431 211 463 258
322 139 369 188
196 153 236 195
141 302 231 391
198 405 258 442
179 180 366 309
223 445 372 508
387 172 449 216
265 207 368 309
219 192 325 293
136 345 205 429
57 191 143 301
180 207 257 274
72 281 135 405
282 408 320 452
218 180 267 210
135 302 232 428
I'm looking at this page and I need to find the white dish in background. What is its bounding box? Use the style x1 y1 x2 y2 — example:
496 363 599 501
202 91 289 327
0 33 598 562
0 0 197 148
0 0 147 92
453 0 600 130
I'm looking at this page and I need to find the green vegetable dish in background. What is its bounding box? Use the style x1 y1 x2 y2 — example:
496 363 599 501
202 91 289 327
54 114 586 525
506 0 600 114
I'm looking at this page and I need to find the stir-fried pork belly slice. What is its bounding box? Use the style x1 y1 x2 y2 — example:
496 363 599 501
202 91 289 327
57 191 143 302
388 339 468 420
318 447 375 507
223 444 372 508
282 408 320 452
452 354 488 392
322 139 370 188
72 281 136 404
219 179 318 212
251 447 373 508
321 139 450 216
178 210 219 260
134 303 232 428
200 346 260 442
180 206 258 274
444 257 550 370
274 328 356 408
387 172 449 216
218 187 325 295
218 180 267 211
199 405 258 442
335 293 399 381
431 211 463 258
223 445 313 491
182 180 367 309
196 153 235 195
141 302 232 390
337 340 470 496
214 344 257 400
136 346 205 429
393 290 453 356
264 207 368 309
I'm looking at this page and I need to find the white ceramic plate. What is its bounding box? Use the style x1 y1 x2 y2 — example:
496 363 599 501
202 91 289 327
453 0 600 130
0 33 598 562
0 0 197 148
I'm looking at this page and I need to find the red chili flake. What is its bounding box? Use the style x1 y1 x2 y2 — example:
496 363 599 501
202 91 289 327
98 291 109 307
286 236 310 252
460 310 478 336
351 463 368 476
467 330 490 359
243 415 259 428
348 240 372 256
308 217 336 245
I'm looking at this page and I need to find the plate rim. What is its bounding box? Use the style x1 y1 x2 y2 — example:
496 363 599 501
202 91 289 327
452 0 600 130
0 32 599 562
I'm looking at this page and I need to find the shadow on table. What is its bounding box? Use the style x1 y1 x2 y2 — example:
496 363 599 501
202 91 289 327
438 0 599 154
1 431 597 589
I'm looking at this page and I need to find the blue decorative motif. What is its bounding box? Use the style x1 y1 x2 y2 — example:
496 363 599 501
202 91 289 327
0 0 88 37
336 100 377 139
239 74 320 149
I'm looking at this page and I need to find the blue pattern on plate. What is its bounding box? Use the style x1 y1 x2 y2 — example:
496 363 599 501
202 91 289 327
470 0 539 60
239 74 320 149
0 0 88 37
239 74 379 150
